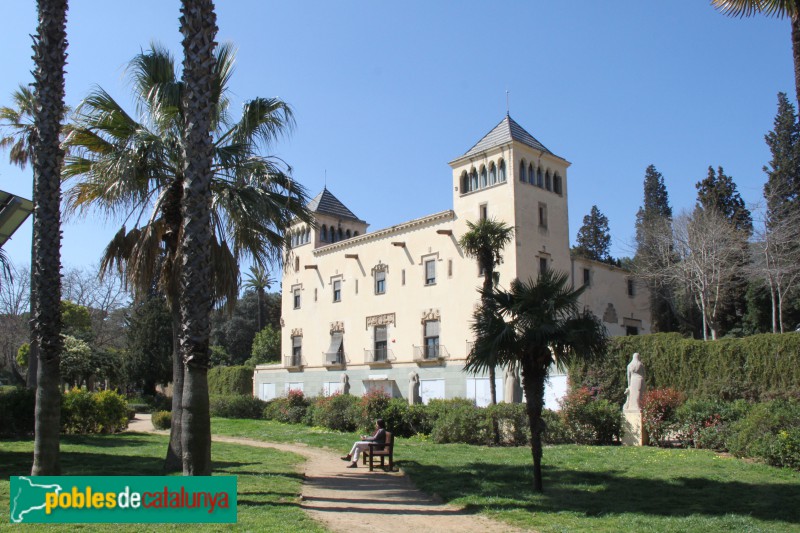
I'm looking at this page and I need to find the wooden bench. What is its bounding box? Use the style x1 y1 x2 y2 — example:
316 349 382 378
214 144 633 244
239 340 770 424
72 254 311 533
362 431 394 471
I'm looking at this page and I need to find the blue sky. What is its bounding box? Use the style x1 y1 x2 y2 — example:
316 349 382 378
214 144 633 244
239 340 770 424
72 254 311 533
0 1 792 280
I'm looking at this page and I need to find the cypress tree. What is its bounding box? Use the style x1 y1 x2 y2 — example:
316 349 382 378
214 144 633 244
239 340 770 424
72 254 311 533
574 205 612 263
764 92 800 227
696 166 753 235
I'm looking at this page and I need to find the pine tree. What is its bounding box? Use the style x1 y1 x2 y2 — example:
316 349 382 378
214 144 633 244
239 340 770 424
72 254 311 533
574 205 612 263
764 92 800 228
634 165 677 332
696 166 753 235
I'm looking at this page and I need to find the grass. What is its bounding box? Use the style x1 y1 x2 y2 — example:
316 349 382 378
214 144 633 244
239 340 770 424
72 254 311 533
212 418 800 533
0 432 326 532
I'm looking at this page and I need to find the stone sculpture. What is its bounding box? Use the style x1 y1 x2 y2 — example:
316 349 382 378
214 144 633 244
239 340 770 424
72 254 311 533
624 352 645 412
408 371 420 405
340 373 350 395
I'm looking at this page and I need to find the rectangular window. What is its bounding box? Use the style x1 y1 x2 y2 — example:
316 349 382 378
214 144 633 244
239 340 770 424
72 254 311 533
325 332 344 364
448 259 453 278
314 288 318 302
425 259 436 285
583 268 590 287
333 280 341 302
627 279 635 297
291 336 302 366
424 320 440 359
402 269 406 286
539 257 548 274
538 203 548 228
293 288 301 309
479 204 488 220
626 325 639 336
375 271 386 294
374 325 387 361
355 279 359 294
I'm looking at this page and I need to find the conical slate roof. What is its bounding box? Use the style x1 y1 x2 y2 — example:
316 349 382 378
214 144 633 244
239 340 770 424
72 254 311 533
307 187 364 222
462 115 552 158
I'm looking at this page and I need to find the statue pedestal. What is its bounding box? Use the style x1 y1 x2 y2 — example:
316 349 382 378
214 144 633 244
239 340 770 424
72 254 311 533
622 410 647 446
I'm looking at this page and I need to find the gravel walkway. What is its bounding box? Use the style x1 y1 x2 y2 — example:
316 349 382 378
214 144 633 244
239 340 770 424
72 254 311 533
127 414 527 532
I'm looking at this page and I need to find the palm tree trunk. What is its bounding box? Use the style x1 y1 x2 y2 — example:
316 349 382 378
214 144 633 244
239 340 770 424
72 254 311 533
521 359 546 492
178 0 217 476
164 300 184 472
30 0 67 476
483 265 500 444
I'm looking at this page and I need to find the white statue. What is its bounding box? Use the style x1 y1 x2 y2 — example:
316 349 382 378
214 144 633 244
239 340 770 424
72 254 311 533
408 371 420 405
503 367 518 404
340 373 350 395
624 353 645 412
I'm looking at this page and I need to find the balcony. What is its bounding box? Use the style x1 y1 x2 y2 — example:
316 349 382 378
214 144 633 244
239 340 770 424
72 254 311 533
323 351 347 369
284 354 305 371
413 344 450 364
364 348 395 367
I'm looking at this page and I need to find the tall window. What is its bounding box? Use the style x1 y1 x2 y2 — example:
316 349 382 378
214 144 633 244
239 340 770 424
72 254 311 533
627 279 635 297
528 163 534 186
545 170 552 191
321 224 327 242
519 160 527 183
498 159 506 181
461 171 469 192
470 169 478 190
291 335 302 359
325 332 344 364
329 227 336 242
374 325 387 361
538 203 548 228
375 270 386 294
583 268 590 287
479 204 488 220
425 259 436 285
537 168 543 187
293 288 301 309
539 257 548 274
480 166 488 188
424 320 440 359
554 174 563 195
333 280 341 302
489 162 496 184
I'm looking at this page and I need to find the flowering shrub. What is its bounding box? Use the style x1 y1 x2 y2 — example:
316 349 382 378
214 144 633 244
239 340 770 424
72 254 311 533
262 390 309 424
309 392 360 432
359 389 391 431
560 387 621 444
642 388 685 446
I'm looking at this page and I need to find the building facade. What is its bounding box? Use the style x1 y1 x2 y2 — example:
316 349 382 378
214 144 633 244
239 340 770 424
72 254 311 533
253 115 651 408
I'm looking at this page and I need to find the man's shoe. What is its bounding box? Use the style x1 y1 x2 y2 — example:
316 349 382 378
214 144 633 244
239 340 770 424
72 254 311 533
346 462 357 468
340 455 351 461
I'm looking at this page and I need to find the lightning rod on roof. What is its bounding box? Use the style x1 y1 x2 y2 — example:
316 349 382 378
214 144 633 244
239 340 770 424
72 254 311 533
506 89 510 116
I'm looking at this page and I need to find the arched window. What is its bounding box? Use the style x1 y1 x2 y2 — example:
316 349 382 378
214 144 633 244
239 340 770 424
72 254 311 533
346 229 351 238
321 225 327 242
306 228 311 243
329 227 336 242
470 169 478 190
545 170 552 191
338 228 343 241
461 171 469 193
519 160 527 183
294 257 300 271
480 166 488 188
528 163 534 186
537 167 543 187
489 162 496 184
498 159 506 182
554 174 563 195
353 231 359 237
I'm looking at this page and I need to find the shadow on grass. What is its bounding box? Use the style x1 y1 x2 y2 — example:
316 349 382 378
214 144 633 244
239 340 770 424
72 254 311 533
400 461 800 524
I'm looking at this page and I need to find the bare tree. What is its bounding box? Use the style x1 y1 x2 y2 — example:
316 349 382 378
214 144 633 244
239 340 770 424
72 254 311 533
0 262 30 382
62 264 129 349
637 209 747 340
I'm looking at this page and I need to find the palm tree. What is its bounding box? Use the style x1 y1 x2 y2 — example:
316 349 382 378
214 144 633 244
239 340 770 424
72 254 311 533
30 0 68 476
469 270 607 491
458 218 513 443
177 0 218 476
711 1 800 105
62 42 311 471
244 264 275 331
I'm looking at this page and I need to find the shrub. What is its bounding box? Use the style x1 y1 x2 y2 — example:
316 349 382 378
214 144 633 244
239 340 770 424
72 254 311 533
768 428 800 469
381 398 412 437
0 387 35 436
541 408 571 444
207 366 253 396
642 388 685 446
405 403 433 436
151 410 172 430
487 402 529 445
309 393 360 432
93 390 129 433
62 388 99 434
359 389 391 431
727 399 800 466
262 390 308 424
559 387 622 445
430 402 491 445
209 394 265 419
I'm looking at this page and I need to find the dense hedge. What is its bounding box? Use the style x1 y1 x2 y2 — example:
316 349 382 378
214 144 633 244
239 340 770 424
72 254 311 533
207 366 253 396
570 332 800 404
209 394 265 419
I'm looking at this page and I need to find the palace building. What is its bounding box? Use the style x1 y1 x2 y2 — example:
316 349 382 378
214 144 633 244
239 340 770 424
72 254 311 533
253 115 650 408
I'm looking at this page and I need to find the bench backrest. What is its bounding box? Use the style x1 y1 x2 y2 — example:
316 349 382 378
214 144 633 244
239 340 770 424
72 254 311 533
385 431 393 445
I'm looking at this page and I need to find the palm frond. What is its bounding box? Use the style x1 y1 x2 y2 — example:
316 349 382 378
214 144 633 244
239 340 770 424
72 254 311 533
710 0 797 18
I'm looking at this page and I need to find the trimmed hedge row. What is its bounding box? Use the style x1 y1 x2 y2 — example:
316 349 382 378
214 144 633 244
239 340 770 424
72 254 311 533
570 332 800 404
207 366 253 396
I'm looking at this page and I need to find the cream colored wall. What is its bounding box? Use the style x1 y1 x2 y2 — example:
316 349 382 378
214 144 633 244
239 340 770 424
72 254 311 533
281 210 487 370
571 257 651 337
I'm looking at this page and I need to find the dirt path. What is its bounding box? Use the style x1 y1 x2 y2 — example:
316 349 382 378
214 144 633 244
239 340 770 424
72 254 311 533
127 414 527 532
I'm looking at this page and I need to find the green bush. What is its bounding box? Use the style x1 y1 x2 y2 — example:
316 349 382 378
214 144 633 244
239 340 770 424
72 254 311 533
768 428 800 469
541 408 571 444
381 398 412 437
642 388 685 446
560 387 621 445
93 390 129 433
673 399 750 450
262 390 308 423
487 402 529 445
569 332 800 403
358 389 391 431
151 410 172 430
727 399 800 464
309 393 360 432
207 366 253 396
62 388 99 434
430 402 491 445
0 387 35 436
404 403 433 436
209 394 266 419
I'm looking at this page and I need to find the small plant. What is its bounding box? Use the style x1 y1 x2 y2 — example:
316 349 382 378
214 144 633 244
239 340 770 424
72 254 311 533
642 388 685 446
151 410 172 430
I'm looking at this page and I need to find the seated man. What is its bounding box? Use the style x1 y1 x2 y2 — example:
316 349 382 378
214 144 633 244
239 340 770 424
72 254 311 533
341 419 386 468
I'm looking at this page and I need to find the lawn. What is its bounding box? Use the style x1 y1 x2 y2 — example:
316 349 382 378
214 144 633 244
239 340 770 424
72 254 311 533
212 418 800 533
0 432 325 532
